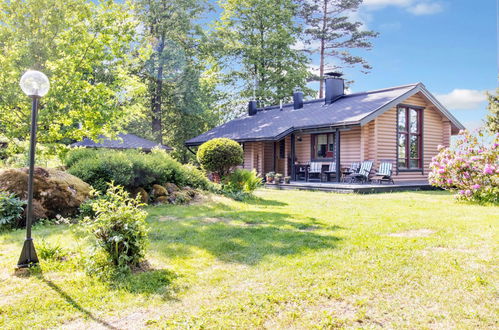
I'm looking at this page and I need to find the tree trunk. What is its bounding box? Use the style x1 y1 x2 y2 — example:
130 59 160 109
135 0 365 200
318 0 328 99
152 35 166 144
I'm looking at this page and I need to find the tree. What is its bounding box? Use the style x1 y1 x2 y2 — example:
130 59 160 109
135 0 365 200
131 0 224 161
486 89 499 133
197 138 243 178
215 0 312 107
0 0 145 144
298 0 378 98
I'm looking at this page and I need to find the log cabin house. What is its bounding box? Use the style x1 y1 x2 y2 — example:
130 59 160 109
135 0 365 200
186 74 465 183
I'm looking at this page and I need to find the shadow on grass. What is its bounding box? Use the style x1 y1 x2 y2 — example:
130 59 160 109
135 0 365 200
238 196 288 206
114 267 178 298
150 206 343 265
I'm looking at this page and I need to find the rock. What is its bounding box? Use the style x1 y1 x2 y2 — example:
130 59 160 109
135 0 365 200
0 167 91 224
183 186 197 198
155 196 169 204
152 184 168 197
164 183 179 194
131 187 149 204
170 190 192 204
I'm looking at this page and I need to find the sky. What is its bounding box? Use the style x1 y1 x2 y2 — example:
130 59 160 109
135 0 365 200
332 0 498 131
205 0 497 130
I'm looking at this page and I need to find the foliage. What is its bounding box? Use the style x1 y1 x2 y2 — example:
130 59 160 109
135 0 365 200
196 138 244 178
129 0 223 163
65 148 212 192
223 169 262 194
84 184 149 271
64 148 100 168
37 240 68 261
429 129 499 203
215 0 312 106
486 89 499 133
0 191 25 229
298 0 378 97
0 138 65 168
0 0 146 144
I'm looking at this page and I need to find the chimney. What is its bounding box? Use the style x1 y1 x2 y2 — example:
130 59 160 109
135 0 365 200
325 72 345 104
248 100 257 116
293 90 304 109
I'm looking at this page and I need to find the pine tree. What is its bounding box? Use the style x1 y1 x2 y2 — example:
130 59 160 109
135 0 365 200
216 0 312 107
298 0 378 97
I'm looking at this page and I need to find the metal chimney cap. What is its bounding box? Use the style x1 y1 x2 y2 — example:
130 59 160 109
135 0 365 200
324 72 343 78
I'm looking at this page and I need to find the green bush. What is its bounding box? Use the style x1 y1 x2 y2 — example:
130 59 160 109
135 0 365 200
0 191 25 230
84 184 149 271
65 148 212 193
223 169 262 194
197 138 243 177
64 148 99 168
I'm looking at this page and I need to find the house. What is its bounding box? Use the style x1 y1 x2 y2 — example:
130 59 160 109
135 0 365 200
71 133 173 152
186 74 464 182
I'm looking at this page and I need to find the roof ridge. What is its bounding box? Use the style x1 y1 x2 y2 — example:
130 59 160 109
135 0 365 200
344 83 420 97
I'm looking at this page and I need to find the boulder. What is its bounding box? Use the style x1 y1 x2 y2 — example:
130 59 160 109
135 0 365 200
0 167 91 223
155 196 169 204
152 184 168 197
164 183 179 194
131 187 149 204
170 190 192 204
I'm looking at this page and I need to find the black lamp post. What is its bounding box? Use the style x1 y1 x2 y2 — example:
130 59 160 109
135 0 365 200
17 70 50 268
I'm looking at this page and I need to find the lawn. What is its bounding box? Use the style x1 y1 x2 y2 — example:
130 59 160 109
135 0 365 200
0 189 497 329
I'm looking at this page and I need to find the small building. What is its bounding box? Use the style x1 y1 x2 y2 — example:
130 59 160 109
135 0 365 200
71 133 173 152
185 75 464 183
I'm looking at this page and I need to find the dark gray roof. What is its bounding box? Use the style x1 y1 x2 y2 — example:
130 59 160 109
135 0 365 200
71 133 173 151
186 83 464 146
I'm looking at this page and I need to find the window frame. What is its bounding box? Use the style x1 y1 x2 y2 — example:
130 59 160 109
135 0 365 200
311 133 336 161
396 105 424 172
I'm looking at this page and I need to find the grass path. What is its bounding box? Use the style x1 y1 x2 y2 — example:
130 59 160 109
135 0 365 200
0 190 497 328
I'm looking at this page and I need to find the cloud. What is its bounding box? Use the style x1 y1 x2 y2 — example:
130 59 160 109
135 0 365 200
363 0 444 16
435 89 488 110
407 2 443 15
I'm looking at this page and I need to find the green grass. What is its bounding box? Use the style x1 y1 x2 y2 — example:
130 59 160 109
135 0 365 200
0 190 497 328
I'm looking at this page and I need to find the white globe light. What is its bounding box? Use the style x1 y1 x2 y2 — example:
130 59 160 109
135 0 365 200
20 70 50 97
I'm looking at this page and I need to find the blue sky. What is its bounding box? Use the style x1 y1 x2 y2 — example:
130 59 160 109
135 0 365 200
205 0 496 130
332 0 497 131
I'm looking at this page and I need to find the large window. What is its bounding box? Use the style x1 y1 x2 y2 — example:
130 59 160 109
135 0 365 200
397 106 422 169
312 133 335 159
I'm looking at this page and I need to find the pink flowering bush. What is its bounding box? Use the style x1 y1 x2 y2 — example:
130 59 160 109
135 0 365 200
429 129 499 203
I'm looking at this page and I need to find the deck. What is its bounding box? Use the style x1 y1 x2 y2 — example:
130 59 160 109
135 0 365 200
265 180 436 194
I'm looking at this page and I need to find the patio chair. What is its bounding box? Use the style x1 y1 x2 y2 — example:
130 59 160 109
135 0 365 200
307 162 323 182
341 162 360 182
347 160 373 183
324 162 337 181
372 161 394 184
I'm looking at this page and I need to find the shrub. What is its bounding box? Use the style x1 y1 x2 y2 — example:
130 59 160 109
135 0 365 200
429 129 499 203
84 184 149 271
64 148 99 168
197 138 243 178
67 152 134 192
37 240 68 261
223 169 262 194
0 191 25 229
65 148 212 192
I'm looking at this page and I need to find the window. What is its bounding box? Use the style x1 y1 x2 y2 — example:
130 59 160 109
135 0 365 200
397 107 422 169
312 133 335 159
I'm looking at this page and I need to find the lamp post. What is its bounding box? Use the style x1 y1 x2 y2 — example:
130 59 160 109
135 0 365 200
17 70 50 268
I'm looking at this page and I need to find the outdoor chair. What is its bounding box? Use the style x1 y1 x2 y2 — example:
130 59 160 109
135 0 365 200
324 162 337 181
341 162 360 182
347 160 373 183
372 161 394 184
307 162 323 182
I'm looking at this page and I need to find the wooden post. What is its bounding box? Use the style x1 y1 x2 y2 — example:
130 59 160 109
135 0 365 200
335 129 341 182
290 133 296 180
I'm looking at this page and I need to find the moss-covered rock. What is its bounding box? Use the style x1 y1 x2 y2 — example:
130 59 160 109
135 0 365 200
170 190 192 204
155 196 169 204
152 184 168 197
131 187 149 204
164 182 179 194
0 167 91 222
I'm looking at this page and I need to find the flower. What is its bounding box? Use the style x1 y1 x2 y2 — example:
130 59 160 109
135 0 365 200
472 184 481 190
483 164 495 175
